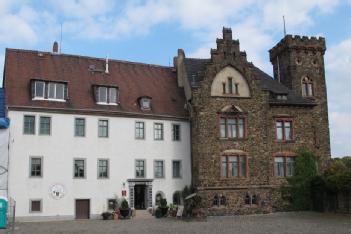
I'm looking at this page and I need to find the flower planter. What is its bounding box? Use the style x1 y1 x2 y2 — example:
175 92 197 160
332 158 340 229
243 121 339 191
120 209 130 218
160 207 168 217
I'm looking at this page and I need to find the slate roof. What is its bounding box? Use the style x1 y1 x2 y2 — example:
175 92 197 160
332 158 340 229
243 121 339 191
184 58 315 106
4 49 188 118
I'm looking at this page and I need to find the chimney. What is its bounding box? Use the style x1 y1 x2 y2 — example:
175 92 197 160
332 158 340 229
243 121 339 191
105 56 109 74
53 41 59 54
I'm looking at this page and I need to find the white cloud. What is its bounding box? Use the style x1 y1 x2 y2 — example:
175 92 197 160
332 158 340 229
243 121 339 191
326 37 351 157
0 54 4 85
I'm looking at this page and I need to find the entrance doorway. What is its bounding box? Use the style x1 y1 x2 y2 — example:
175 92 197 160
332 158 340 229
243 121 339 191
75 199 90 219
134 185 146 209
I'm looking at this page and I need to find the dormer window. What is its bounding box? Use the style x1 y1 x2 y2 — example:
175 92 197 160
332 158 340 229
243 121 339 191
34 81 45 99
95 86 118 105
276 94 287 100
32 80 67 102
139 97 151 110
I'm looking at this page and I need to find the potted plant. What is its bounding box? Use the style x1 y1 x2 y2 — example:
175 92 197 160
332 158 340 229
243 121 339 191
160 198 169 217
119 199 130 219
155 207 163 218
169 203 178 217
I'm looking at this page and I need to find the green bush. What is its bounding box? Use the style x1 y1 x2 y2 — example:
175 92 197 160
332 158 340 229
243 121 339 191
160 198 168 208
285 148 318 210
120 199 129 210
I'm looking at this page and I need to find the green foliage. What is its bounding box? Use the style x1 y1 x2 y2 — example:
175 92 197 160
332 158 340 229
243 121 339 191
325 158 351 192
182 185 196 200
155 207 162 218
120 199 129 210
160 198 168 208
285 148 318 210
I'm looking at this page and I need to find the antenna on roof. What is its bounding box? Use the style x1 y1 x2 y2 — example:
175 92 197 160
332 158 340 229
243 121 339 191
283 15 286 37
60 22 63 53
105 55 109 74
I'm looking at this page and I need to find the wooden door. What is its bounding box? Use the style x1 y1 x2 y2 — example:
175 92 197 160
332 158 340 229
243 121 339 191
75 199 90 219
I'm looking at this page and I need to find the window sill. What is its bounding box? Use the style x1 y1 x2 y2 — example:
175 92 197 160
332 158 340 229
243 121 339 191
32 98 66 102
220 176 248 180
218 137 247 141
96 102 118 106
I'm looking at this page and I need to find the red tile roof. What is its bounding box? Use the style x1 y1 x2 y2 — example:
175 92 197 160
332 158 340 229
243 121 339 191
4 48 188 119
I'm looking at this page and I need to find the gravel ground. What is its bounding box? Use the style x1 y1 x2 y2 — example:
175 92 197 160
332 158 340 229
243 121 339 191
1 212 351 234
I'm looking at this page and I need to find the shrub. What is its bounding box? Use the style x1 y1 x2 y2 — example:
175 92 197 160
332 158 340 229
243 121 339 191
160 198 168 208
120 199 129 210
284 148 318 210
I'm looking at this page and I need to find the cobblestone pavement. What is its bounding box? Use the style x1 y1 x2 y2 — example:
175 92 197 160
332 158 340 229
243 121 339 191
1 212 351 234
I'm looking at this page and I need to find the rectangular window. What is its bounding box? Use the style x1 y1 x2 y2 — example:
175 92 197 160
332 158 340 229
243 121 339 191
34 81 45 99
98 87 108 103
107 199 117 210
48 82 65 100
221 155 247 178
172 160 182 178
234 83 239 94
286 157 295 177
98 120 109 138
98 159 109 179
154 123 164 140
154 160 164 178
75 118 85 137
135 122 145 139
74 159 85 178
219 116 246 139
97 86 118 104
30 200 42 212
172 124 180 141
228 77 233 94
276 120 293 141
24 115 35 135
39 116 51 135
30 157 42 177
274 157 284 177
135 160 145 178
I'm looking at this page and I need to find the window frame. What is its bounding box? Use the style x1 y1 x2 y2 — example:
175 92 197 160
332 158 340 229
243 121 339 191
29 199 42 213
39 116 51 136
154 160 165 179
107 199 117 211
29 156 43 178
172 160 182 179
273 152 296 177
34 81 45 99
218 114 247 139
172 124 181 141
97 159 109 179
135 159 146 178
220 154 248 179
96 86 118 105
98 119 109 138
275 118 294 142
153 123 164 141
23 115 36 135
302 77 314 97
74 117 86 137
135 121 145 140
73 158 86 179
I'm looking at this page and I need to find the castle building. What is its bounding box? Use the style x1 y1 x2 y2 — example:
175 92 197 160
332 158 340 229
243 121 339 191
2 28 330 219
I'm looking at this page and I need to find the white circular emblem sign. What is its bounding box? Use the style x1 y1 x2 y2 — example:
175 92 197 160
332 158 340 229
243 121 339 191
50 184 65 200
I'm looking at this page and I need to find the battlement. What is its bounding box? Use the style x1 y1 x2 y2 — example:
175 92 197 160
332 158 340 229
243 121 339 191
269 34 326 61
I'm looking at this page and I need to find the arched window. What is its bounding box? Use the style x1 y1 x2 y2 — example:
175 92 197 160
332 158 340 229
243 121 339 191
220 196 227 206
302 77 314 97
252 195 258 205
213 195 219 206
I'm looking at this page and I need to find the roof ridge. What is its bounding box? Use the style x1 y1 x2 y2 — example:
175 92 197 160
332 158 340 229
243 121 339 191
5 48 173 69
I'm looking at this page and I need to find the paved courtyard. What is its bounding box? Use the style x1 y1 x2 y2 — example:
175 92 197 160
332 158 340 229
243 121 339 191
1 212 351 234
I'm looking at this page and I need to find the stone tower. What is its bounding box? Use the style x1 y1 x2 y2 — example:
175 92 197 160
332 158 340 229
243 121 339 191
269 35 331 167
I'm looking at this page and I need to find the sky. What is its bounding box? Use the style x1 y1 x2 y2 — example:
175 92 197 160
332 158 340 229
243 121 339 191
0 0 350 157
